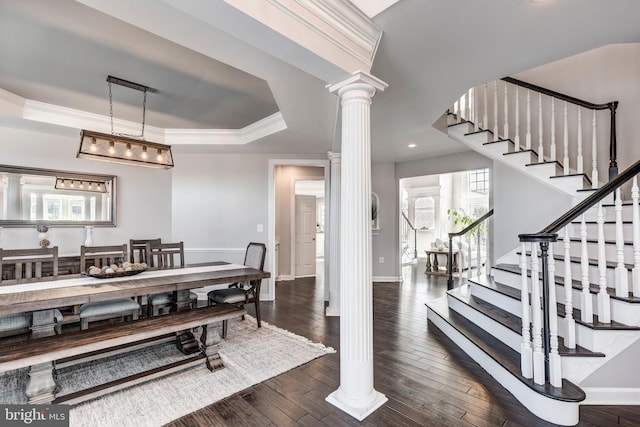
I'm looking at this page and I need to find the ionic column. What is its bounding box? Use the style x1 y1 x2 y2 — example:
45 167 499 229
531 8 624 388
326 151 341 317
325 72 388 421
6 174 22 220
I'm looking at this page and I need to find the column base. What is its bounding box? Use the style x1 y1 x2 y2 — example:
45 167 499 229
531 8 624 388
325 387 387 421
325 305 340 317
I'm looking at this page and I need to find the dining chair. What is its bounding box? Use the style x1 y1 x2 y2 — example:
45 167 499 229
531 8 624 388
146 241 193 316
79 244 140 330
129 238 161 264
207 242 266 338
0 247 63 337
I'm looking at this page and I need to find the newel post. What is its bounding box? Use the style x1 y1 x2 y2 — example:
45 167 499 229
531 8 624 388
609 101 619 181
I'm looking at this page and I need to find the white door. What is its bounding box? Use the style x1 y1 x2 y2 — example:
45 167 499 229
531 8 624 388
295 195 316 277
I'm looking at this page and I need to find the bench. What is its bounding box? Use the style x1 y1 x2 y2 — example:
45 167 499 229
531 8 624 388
0 304 245 405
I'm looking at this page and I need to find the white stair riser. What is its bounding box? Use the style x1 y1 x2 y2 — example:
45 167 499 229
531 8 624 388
556 284 640 326
519 254 623 290
503 151 536 169
447 294 521 352
470 282 521 317
524 163 560 181
448 121 474 136
554 240 634 265
462 131 492 144
426 307 581 426
583 205 633 222
562 356 607 385
483 140 512 156
548 175 588 193
568 222 633 241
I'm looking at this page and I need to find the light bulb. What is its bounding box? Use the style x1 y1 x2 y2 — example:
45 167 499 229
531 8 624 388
141 146 148 159
108 140 115 155
88 182 93 190
79 182 84 189
156 149 163 162
59 181 65 188
70 181 75 188
90 138 98 152
126 143 133 157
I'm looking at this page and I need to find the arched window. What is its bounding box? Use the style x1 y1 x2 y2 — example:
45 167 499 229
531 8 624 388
414 197 434 229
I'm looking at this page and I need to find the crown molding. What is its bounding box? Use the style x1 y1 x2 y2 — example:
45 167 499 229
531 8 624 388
0 88 26 117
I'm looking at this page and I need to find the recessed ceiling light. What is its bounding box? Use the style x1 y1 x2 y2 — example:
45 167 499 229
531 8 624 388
408 143 417 148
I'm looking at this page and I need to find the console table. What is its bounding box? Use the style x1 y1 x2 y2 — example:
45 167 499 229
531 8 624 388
424 249 458 275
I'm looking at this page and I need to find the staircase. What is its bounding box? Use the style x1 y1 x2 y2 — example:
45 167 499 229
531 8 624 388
426 79 640 426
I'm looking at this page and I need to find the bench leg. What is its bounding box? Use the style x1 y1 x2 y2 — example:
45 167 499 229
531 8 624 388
31 309 57 338
174 289 200 355
200 323 224 372
26 362 56 404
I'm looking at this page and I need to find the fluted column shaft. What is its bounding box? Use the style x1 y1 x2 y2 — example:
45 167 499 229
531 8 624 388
326 151 341 316
326 72 387 421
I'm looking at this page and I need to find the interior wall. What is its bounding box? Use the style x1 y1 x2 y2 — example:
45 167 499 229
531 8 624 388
0 122 172 256
372 161 398 280
273 165 324 279
492 161 572 259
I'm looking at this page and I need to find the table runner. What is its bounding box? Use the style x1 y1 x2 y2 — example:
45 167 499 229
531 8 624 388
0 264 246 295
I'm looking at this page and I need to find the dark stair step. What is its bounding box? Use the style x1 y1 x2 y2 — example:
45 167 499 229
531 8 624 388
517 250 633 270
449 286 604 357
427 296 586 402
557 236 632 247
557 302 640 331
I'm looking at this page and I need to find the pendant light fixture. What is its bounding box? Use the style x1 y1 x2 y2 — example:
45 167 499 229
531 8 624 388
77 76 174 169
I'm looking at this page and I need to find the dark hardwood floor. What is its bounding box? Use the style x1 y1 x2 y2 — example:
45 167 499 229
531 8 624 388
167 261 640 427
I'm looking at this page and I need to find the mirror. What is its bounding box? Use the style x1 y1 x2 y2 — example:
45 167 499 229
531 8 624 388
0 164 116 227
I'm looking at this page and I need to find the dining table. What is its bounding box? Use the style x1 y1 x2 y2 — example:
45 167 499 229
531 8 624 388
0 261 271 351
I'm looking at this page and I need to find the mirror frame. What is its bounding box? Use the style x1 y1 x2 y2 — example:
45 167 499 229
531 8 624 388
0 164 117 227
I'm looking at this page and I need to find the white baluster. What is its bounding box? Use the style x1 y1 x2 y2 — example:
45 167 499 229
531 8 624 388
520 243 533 379
503 83 509 141
485 223 491 274
580 214 593 323
633 176 640 297
483 83 488 130
526 89 532 150
460 94 466 121
563 227 576 349
550 98 556 161
458 236 463 282
463 92 468 121
563 101 569 175
538 93 544 162
476 230 481 275
547 243 562 387
514 86 520 150
494 81 499 138
467 234 472 280
615 188 629 297
530 243 545 385
473 87 479 132
454 100 460 123
577 107 584 174
592 110 598 188
597 203 611 323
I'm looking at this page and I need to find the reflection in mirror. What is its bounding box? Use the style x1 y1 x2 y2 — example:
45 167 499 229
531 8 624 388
0 165 116 226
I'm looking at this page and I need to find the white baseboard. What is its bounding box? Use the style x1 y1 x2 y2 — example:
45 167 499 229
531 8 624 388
373 276 402 283
582 387 640 404
276 275 293 281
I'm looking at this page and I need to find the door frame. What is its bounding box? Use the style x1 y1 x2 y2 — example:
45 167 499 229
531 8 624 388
268 159 330 301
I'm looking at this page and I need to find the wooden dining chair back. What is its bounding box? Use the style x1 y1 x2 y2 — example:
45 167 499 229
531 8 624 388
0 247 59 284
207 242 266 337
78 244 139 330
80 244 128 271
129 238 161 264
0 247 63 337
146 242 186 316
146 241 184 269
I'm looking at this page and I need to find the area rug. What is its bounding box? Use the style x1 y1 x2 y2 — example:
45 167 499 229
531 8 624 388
0 316 335 427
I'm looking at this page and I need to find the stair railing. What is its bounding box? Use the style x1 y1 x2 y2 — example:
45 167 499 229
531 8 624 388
401 211 417 261
447 209 493 290
519 158 640 388
453 78 619 186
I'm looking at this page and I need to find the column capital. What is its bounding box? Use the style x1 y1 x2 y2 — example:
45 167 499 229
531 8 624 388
327 71 388 98
328 151 342 162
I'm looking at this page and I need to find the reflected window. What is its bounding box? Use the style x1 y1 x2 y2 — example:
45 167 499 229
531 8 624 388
414 197 435 229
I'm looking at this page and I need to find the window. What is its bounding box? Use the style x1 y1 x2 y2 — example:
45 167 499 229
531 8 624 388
469 168 489 194
414 197 435 229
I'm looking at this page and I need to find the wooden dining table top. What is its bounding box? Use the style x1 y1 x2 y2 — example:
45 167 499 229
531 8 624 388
0 262 270 316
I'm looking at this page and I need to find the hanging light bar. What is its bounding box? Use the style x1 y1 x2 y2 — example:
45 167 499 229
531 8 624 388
77 75 174 169
55 177 108 193
77 130 174 169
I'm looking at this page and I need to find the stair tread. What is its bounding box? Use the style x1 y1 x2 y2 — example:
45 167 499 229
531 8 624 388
448 285 605 357
427 296 586 402
517 250 632 270
463 130 491 137
483 139 513 146
494 263 640 304
502 148 534 156
558 236 632 246
525 160 562 168
556 302 640 331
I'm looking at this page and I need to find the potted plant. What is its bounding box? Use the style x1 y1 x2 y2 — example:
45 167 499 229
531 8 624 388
447 208 484 235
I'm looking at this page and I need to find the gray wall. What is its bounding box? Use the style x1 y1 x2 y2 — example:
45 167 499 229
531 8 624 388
372 162 398 280
0 122 172 255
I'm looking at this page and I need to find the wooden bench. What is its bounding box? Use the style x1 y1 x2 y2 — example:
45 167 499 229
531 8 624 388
0 304 245 405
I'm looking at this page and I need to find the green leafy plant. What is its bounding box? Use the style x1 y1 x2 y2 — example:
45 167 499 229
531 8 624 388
448 208 484 236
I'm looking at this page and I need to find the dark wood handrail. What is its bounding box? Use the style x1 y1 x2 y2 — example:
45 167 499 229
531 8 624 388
502 76 620 182
447 209 493 290
502 77 616 111
448 209 494 238
401 211 417 260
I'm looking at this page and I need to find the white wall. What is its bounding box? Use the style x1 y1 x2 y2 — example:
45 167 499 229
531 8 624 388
0 122 172 255
492 161 572 259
